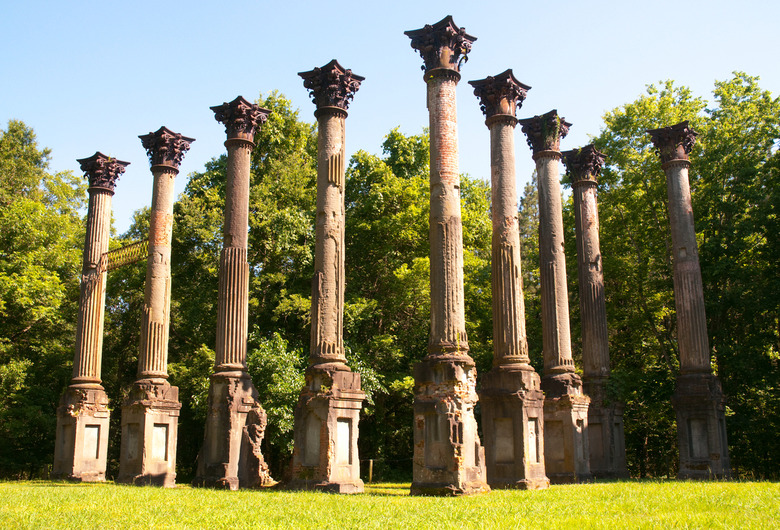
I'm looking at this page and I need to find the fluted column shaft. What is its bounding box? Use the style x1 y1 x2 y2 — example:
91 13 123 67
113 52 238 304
488 115 529 366
215 138 253 373
664 159 711 373
137 165 177 379
572 179 610 379
535 150 575 375
428 70 469 357
72 188 113 386
310 109 347 368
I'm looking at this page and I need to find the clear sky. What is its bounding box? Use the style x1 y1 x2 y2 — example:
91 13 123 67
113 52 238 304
2 0 778 233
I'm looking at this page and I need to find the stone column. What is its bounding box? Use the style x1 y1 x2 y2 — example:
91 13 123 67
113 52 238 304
469 70 548 490
289 60 366 494
195 96 274 490
118 127 193 486
405 16 488 496
647 121 730 479
519 110 591 483
53 152 129 481
562 145 628 479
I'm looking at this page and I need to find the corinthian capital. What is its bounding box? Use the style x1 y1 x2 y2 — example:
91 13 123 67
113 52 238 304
404 15 476 73
139 126 195 169
211 96 271 142
469 69 530 119
562 144 606 185
647 120 698 164
298 59 364 112
518 109 571 154
77 152 130 192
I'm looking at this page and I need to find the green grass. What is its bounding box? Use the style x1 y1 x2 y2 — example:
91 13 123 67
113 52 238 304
1 480 778 529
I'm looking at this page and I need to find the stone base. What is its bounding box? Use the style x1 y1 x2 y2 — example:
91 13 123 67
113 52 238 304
288 368 365 494
673 373 731 479
193 372 274 490
117 380 181 487
583 379 628 479
542 373 592 484
410 356 490 496
52 386 110 482
480 366 549 490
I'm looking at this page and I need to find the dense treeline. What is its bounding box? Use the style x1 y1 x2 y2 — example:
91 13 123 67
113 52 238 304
0 73 777 480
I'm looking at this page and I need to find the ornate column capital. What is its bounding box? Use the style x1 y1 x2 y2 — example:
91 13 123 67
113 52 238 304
299 59 364 117
211 96 271 143
404 15 476 75
647 120 697 164
77 152 130 193
469 69 530 123
139 126 195 170
562 144 606 186
518 110 571 154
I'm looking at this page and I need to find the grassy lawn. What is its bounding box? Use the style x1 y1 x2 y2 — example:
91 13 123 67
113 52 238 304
1 480 778 529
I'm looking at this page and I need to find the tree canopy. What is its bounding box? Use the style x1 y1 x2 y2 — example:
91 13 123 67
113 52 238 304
0 120 85 476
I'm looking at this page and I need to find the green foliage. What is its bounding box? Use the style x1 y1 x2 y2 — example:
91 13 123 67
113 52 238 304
0 120 85 477
246 332 304 457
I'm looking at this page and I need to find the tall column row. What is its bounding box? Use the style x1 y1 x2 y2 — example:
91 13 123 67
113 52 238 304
51 20 731 489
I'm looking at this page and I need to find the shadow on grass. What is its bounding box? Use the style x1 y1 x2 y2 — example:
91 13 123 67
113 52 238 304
364 483 411 496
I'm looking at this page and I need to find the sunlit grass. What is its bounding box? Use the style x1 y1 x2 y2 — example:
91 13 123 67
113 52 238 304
1 480 778 529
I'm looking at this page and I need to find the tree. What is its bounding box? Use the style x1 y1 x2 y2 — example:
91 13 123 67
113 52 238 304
576 73 780 477
0 120 85 477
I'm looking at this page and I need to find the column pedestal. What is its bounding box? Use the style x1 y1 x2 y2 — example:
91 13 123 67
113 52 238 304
53 387 110 481
542 374 591 484
410 357 489 496
480 367 548 489
584 378 628 479
673 373 730 479
194 373 273 489
117 381 180 486
289 368 365 493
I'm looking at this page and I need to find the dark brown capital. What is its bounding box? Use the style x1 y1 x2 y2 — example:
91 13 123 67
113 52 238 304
518 110 571 154
647 120 697 164
299 59 364 114
469 69 530 120
139 126 195 169
562 144 606 185
404 15 476 74
77 152 130 192
211 96 271 142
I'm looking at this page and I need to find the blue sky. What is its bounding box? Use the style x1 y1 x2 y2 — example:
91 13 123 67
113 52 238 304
2 0 778 233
